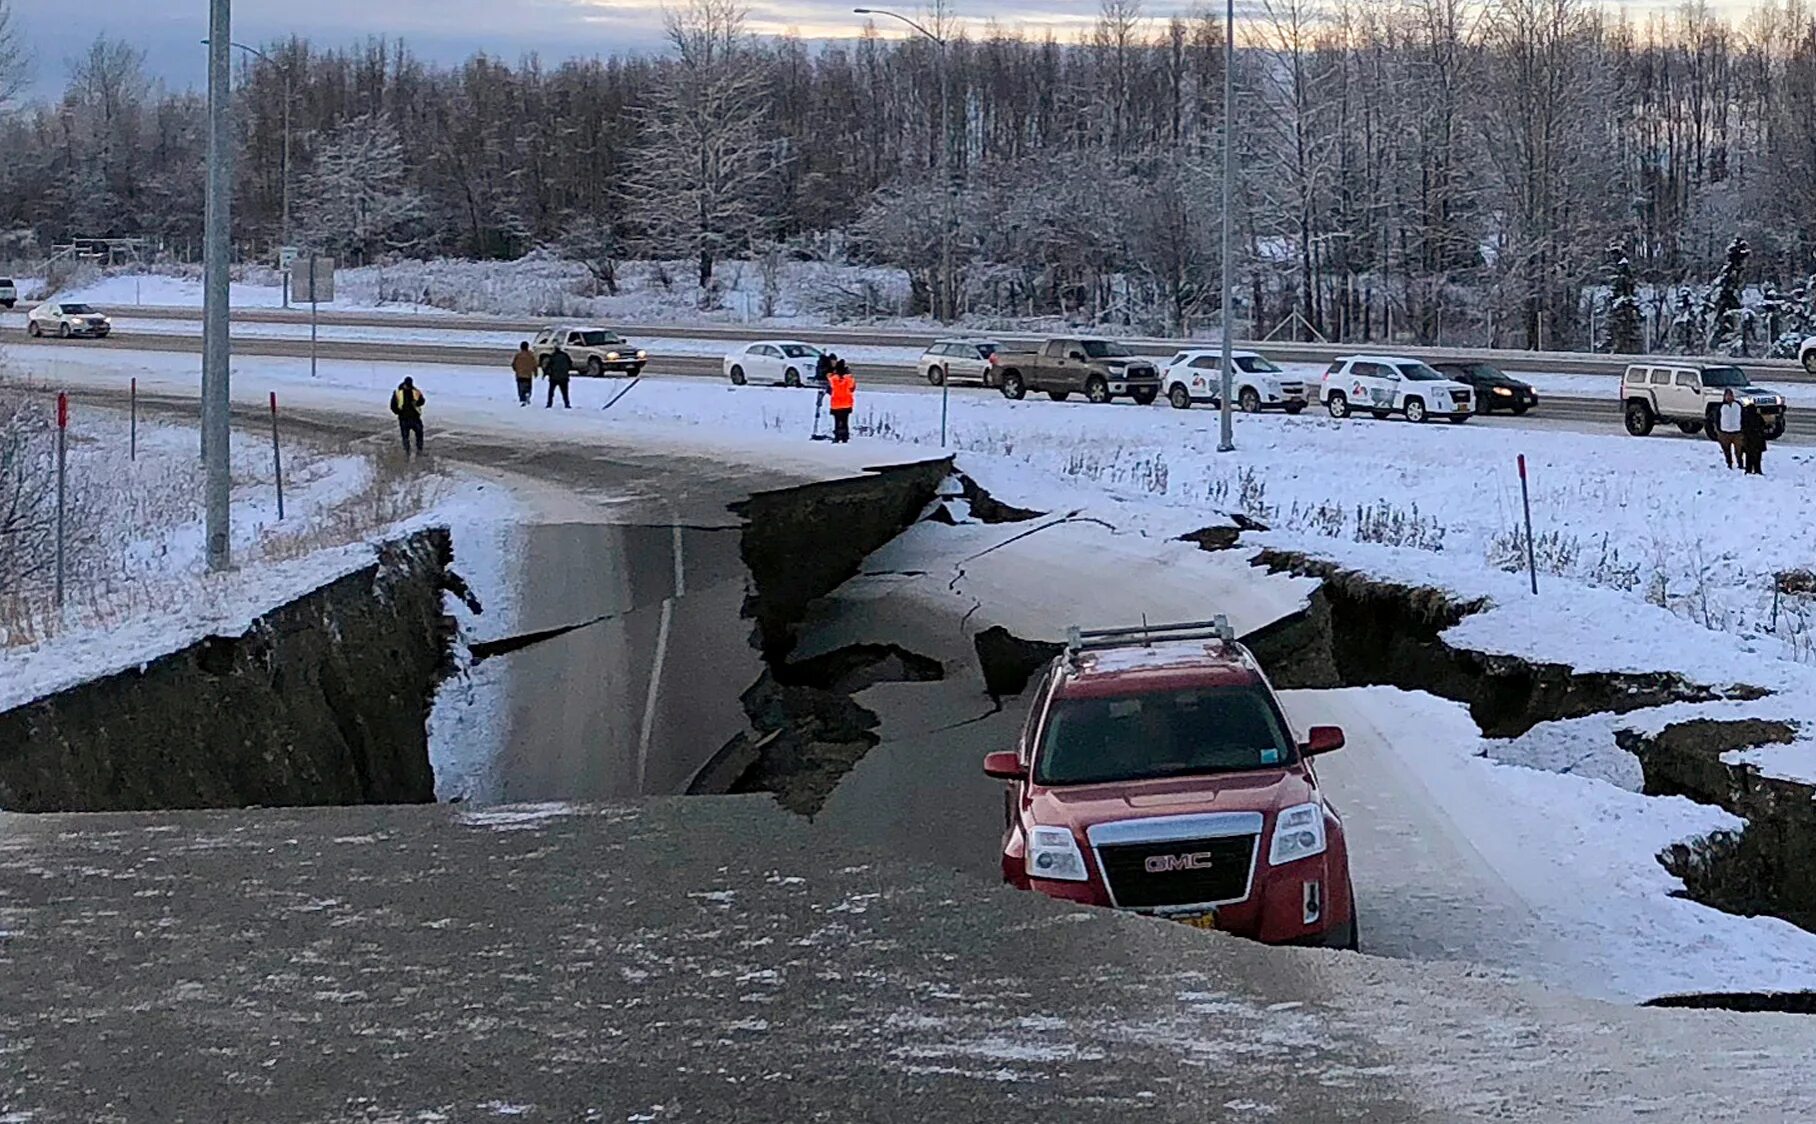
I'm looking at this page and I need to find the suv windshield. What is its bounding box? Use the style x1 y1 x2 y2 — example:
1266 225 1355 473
1080 339 1133 359
782 343 823 359
576 330 623 347
61 303 94 314
1396 362 1447 382
1701 366 1749 388
1034 685 1297 786
1235 355 1281 374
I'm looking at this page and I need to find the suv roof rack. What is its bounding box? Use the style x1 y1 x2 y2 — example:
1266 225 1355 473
1064 617 1235 665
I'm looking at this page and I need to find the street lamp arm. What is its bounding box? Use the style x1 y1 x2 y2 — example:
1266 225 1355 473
201 39 271 62
852 8 943 44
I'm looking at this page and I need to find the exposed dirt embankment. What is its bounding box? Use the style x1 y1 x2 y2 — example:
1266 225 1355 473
1620 719 1816 935
694 459 953 812
0 530 459 813
1244 550 1751 737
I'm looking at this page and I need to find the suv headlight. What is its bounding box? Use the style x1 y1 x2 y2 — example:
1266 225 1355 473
636 349 647 359
1269 803 1327 865
1026 825 1089 882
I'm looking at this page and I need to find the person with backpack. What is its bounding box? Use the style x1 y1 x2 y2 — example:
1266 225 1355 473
511 341 539 406
827 360 856 444
815 350 834 384
545 344 574 409
390 377 426 456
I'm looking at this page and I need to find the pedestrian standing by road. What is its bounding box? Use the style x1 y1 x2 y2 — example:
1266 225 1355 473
828 360 856 444
545 343 574 409
1741 399 1767 475
1717 389 1743 470
390 376 426 457
511 341 539 407
815 350 834 383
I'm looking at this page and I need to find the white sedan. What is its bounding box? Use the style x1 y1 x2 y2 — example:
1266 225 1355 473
1161 348 1306 412
724 340 827 387
27 301 112 339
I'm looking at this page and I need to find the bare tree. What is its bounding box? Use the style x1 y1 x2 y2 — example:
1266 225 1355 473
0 0 28 107
294 114 426 263
629 0 779 294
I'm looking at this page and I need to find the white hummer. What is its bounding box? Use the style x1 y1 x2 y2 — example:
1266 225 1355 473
1621 362 1786 439
1317 355 1474 423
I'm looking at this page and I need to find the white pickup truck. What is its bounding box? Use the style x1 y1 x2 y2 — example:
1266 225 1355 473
1317 355 1474 423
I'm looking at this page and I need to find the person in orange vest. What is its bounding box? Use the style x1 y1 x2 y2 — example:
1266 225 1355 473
827 360 856 443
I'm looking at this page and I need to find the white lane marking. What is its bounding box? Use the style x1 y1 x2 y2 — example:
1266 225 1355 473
636 598 675 793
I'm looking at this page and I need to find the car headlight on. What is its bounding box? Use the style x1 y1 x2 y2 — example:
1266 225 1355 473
606 351 620 360
1026 825 1089 882
1269 802 1327 865
1740 396 1755 407
1493 386 1513 397
636 349 647 360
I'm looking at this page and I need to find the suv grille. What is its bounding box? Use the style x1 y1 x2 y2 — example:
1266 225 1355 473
1096 834 1257 910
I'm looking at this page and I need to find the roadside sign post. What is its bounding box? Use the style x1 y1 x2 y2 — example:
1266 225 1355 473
940 378 949 448
55 392 67 609
278 246 299 310
270 391 285 520
1518 454 1538 595
296 255 334 378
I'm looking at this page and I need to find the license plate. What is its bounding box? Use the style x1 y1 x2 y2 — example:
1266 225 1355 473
1177 911 1219 931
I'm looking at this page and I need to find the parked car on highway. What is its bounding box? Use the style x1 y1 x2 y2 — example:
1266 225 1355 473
1161 348 1306 413
723 340 828 387
27 301 111 339
1621 361 1786 439
920 338 1000 387
531 326 646 377
0 278 16 309
1318 355 1473 423
1797 336 1816 374
991 337 1161 404
1428 361 1538 416
983 618 1357 949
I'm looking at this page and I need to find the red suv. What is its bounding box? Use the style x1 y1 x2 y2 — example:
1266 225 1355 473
983 619 1358 949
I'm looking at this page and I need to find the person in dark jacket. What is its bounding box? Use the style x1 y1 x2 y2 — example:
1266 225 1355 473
1740 401 1767 475
511 341 539 406
814 350 834 383
390 376 426 456
545 344 574 408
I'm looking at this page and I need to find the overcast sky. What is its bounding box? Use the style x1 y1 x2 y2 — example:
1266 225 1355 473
8 0 1700 99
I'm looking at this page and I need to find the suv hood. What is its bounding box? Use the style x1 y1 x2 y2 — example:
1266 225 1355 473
1029 768 1315 834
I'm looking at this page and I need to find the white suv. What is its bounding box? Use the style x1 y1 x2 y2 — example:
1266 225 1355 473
0 278 16 309
1161 348 1306 413
1318 355 1473 423
531 326 646 377
27 301 112 339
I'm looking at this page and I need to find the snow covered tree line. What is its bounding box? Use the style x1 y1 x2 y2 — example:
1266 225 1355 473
6 0 1816 344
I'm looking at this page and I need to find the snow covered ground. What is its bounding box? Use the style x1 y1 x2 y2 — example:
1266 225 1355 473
12 337 1816 1001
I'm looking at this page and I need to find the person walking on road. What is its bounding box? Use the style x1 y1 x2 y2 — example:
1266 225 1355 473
390 376 426 457
545 343 574 409
511 341 538 407
1717 389 1743 470
1741 399 1767 475
827 360 856 444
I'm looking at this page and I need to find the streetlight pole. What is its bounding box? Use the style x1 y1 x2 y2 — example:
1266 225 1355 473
206 38 291 306
855 7 954 445
202 1 232 571
1217 0 1236 454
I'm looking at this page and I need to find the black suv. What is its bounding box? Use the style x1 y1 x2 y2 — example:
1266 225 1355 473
1428 361 1538 415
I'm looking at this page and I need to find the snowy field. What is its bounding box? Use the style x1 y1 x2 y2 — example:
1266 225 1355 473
10 338 1816 1002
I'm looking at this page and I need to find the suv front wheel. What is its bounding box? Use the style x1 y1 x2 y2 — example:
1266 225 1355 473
1404 398 1427 423
1624 399 1656 436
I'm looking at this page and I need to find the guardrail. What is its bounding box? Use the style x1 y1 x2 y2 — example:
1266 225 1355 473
25 302 1816 382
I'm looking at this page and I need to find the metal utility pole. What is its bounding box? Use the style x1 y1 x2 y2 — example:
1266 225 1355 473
1217 0 1236 454
203 1 233 572
855 7 953 325
206 38 290 306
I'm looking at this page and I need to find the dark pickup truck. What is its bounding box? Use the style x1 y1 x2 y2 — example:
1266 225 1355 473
992 338 1161 405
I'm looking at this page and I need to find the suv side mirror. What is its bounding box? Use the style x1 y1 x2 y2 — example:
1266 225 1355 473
983 751 1027 780
1303 726 1345 756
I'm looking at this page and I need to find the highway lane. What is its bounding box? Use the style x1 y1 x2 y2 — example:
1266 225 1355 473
19 327 1816 441
40 300 1816 379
